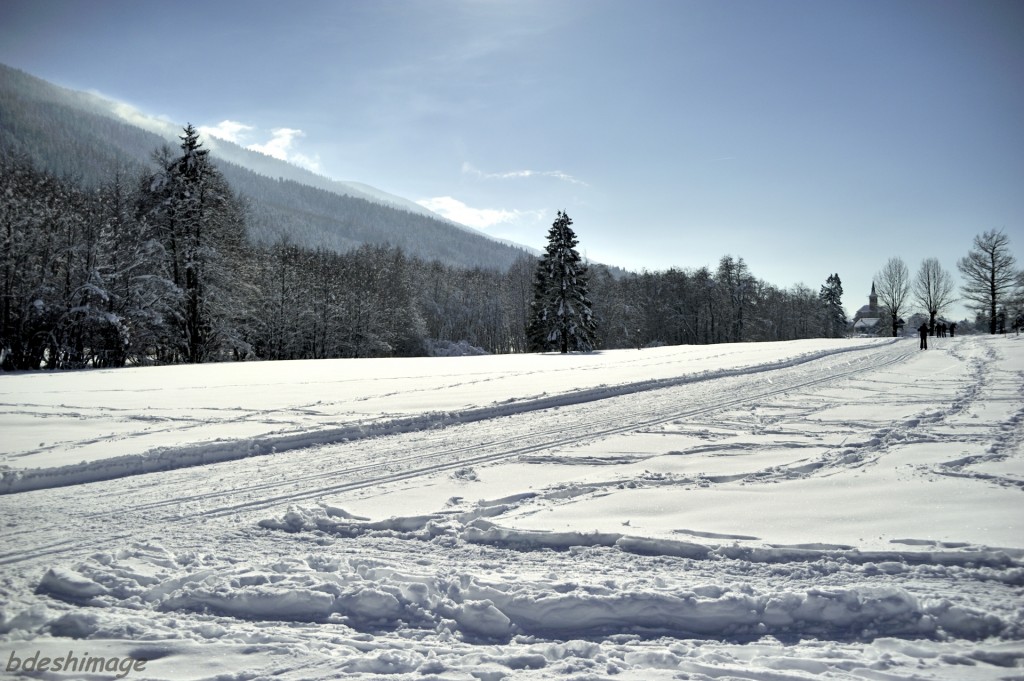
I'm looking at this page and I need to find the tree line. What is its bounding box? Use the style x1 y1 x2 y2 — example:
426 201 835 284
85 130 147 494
15 126 1010 371
871 231 1023 338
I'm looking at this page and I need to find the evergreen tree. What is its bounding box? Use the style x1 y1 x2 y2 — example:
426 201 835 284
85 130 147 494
819 273 847 338
137 125 246 363
526 211 597 353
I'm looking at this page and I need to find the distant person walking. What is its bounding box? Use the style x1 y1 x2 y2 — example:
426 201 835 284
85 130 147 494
950 322 957 337
918 323 929 350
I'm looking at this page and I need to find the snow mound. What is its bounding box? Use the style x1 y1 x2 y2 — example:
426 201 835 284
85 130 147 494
230 506 1018 642
22 537 1012 645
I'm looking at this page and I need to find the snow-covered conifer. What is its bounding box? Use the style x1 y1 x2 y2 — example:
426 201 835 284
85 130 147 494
526 211 597 353
137 125 246 363
819 273 847 338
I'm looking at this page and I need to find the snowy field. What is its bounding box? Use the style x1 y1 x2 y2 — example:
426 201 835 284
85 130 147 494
1 336 1022 680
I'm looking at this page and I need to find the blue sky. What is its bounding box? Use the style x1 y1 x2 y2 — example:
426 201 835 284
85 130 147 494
2 0 1022 319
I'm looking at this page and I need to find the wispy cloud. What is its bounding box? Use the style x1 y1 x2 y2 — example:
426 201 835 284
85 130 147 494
198 120 255 144
246 128 322 173
200 122 322 173
462 162 588 187
247 127 303 158
416 196 528 229
105 98 178 137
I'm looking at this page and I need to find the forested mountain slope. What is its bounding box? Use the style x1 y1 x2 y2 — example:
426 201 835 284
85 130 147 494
0 63 530 270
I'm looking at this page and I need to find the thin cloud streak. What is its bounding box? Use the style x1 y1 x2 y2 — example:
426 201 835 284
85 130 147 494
462 162 589 187
417 196 536 230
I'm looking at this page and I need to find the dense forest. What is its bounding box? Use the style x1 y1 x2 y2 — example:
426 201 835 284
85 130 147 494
0 125 853 370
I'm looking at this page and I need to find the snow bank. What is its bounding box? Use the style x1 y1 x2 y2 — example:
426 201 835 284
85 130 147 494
201 507 1024 642
21 533 1012 646
261 505 1023 574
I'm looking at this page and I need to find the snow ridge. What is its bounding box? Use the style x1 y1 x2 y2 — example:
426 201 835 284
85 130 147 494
26 512 1019 646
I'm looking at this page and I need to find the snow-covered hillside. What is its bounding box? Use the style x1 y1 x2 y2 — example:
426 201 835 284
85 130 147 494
1 336 1022 680
0 64 534 272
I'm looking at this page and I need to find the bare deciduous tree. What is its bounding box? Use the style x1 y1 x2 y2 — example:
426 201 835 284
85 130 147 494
913 258 957 332
875 257 911 337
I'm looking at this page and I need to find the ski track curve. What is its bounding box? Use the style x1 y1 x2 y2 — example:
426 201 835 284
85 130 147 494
0 340 901 496
0 342 912 566
195 346 918 519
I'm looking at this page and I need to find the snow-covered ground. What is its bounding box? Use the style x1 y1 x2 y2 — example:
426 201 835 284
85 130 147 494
1 336 1021 680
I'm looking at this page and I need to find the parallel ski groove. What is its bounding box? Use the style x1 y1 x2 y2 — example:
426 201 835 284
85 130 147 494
198 349 914 518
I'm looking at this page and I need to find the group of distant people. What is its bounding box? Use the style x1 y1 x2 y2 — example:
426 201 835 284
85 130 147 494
914 316 1024 347
917 321 956 350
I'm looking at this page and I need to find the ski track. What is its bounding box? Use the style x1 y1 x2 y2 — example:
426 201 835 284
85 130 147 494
0 339 1002 566
197 346 918 520
2 343 911 550
1 338 1022 680
0 341 900 495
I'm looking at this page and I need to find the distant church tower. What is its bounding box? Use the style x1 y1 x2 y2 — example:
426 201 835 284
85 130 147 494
853 283 882 333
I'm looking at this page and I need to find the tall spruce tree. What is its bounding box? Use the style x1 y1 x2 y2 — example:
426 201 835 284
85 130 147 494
138 125 246 363
819 273 847 337
526 211 597 353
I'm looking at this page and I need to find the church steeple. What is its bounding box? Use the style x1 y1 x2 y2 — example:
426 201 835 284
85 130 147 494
869 283 878 312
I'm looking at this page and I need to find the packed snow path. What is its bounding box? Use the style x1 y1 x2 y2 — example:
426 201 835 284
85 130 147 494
0 337 1021 680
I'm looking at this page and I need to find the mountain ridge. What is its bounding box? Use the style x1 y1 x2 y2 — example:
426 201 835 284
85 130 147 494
0 63 534 270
